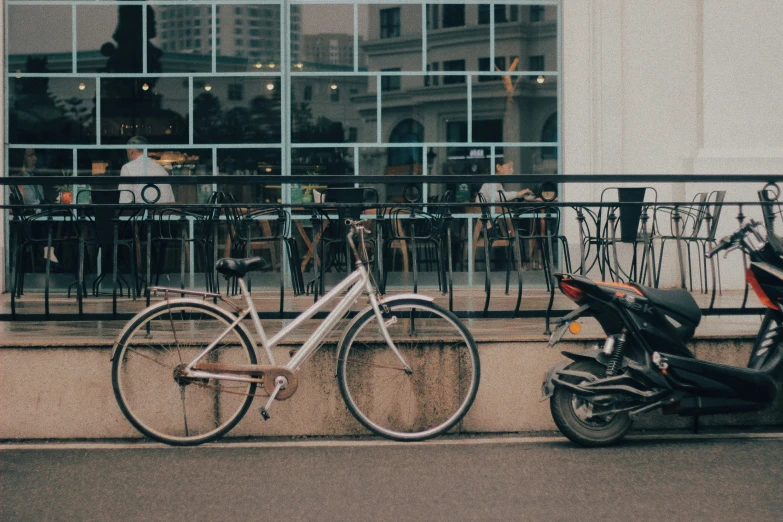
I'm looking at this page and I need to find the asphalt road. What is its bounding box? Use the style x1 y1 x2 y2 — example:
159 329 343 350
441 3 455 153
2 433 783 522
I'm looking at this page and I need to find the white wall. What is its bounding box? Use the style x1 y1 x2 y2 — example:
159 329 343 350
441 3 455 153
562 0 783 290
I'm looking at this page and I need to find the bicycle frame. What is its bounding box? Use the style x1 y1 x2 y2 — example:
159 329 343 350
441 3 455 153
175 226 412 384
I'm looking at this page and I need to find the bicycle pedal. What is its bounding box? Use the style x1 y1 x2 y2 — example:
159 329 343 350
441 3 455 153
258 407 270 421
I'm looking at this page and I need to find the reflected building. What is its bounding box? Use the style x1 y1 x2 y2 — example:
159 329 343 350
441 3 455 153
356 3 558 201
154 4 300 62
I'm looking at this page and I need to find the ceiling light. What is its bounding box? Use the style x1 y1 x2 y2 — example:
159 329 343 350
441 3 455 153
204 84 212 91
536 75 545 84
78 82 86 91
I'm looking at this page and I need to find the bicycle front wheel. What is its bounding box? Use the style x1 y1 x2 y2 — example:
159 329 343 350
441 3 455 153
337 299 480 441
112 300 257 446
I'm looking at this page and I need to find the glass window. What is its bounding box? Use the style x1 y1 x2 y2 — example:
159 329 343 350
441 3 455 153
9 77 96 145
3 0 562 283
381 69 401 91
291 76 376 144
217 148 281 203
478 57 506 82
442 5 465 28
443 59 466 85
380 8 401 39
194 77 281 144
479 5 508 24
531 5 545 23
100 77 188 145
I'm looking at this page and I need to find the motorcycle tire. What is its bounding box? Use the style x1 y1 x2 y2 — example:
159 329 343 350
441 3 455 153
550 360 633 447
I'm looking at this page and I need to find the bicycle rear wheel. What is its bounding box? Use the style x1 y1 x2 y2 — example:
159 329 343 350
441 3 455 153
337 299 480 441
112 300 257 446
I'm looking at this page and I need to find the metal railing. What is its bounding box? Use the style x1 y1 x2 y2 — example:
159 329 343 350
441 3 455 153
3 174 782 324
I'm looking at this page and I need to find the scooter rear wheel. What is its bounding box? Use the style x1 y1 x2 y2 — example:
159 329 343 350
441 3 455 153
550 360 633 447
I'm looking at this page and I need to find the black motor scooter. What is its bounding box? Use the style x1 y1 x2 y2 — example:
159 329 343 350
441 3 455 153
542 218 783 446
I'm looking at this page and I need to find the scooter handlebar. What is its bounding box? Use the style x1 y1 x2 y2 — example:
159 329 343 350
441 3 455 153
705 220 761 258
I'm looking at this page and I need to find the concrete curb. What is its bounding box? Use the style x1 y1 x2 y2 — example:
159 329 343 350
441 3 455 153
2 336 781 440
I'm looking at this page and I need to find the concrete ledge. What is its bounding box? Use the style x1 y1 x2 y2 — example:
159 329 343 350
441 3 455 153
2 336 782 441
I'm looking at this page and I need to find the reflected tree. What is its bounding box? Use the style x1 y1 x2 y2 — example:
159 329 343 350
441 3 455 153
100 1 185 143
193 92 226 142
10 57 91 145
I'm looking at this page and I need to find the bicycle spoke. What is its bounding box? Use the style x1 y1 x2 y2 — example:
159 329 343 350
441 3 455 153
113 302 257 446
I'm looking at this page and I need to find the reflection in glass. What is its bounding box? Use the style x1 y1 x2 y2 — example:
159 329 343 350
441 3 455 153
100 77 188 145
7 6 72 72
426 4 489 73
216 4 282 72
296 4 356 70
216 148 281 203
76 148 214 204
292 146 354 178
194 77 281 144
151 4 212 73
469 70 558 175
9 78 96 145
359 146 429 203
380 72 467 160
78 4 160 74
362 4 422 72
498 4 558 71
291 76 373 144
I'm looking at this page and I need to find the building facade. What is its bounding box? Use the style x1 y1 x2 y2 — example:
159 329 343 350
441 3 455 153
3 1 783 292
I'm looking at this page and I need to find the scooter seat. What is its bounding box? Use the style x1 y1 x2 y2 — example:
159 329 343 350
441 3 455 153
632 285 702 326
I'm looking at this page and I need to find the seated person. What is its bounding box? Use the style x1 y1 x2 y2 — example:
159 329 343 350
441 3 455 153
476 161 535 203
118 136 175 204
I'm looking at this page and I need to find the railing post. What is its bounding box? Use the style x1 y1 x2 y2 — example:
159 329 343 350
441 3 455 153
576 206 586 275
607 209 620 282
544 204 557 335
639 206 656 287
672 205 686 289
145 209 153 308
409 204 419 294
310 207 320 301
737 205 750 309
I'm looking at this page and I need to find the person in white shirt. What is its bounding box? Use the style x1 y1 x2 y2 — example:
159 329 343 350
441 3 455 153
475 161 535 203
118 136 175 204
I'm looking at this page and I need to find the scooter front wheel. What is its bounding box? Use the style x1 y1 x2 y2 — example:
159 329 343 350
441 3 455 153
550 360 633 447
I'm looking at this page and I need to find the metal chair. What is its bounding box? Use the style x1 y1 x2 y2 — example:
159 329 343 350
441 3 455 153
593 187 659 285
656 192 709 291
146 191 223 300
382 190 455 298
10 207 80 318
312 187 381 298
72 189 142 314
223 194 305 316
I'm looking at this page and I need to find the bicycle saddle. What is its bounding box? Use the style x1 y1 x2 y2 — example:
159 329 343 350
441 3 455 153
215 257 267 278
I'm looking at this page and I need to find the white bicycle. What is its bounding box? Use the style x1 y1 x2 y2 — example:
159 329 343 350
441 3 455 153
111 219 480 445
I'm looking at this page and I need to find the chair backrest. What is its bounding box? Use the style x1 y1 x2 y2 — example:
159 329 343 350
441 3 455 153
705 190 726 241
322 187 378 220
684 192 709 238
599 186 658 243
758 187 781 235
